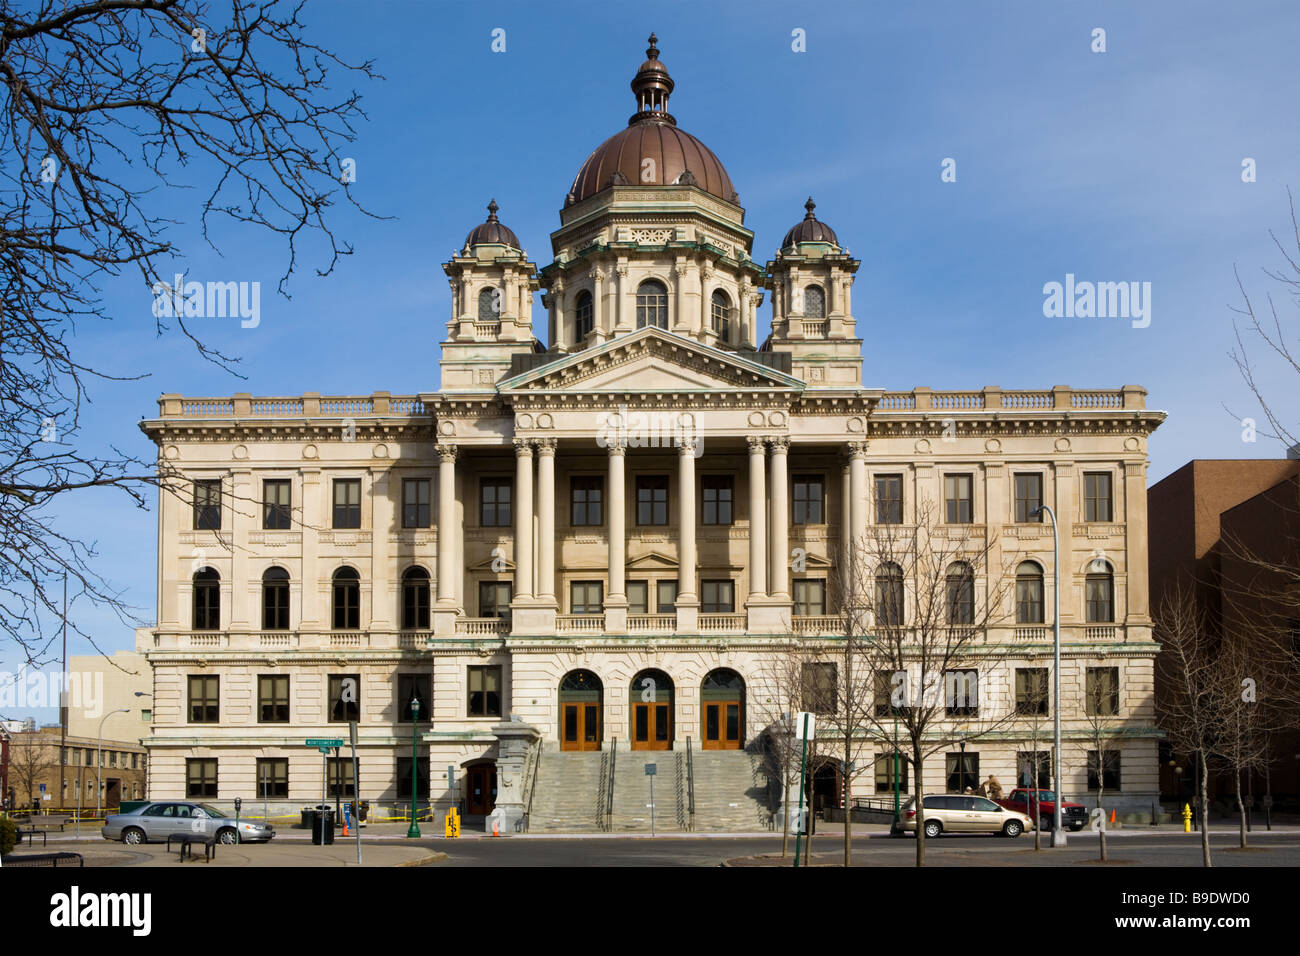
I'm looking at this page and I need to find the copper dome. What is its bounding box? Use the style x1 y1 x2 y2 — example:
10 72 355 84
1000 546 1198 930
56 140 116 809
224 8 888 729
781 197 839 248
565 35 738 208
464 199 520 249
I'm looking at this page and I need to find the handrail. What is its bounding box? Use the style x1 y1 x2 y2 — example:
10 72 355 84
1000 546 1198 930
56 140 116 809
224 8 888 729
686 736 696 830
606 738 617 830
521 742 541 833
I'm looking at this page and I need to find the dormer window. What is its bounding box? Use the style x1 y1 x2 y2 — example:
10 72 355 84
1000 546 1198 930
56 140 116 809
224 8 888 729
575 290 594 341
636 280 668 329
710 289 732 343
803 285 825 318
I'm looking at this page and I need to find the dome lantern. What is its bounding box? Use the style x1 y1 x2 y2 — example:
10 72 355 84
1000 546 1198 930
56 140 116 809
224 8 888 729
629 33 676 126
781 196 840 249
463 198 521 250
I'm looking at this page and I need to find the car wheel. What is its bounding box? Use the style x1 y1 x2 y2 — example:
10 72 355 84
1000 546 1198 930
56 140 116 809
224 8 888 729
1002 820 1023 837
217 828 237 844
923 820 943 839
122 827 145 846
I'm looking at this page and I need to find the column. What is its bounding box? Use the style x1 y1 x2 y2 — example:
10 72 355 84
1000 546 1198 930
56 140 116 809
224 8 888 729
849 441 868 545
768 438 790 600
590 269 605 342
677 438 699 630
536 439 556 604
606 440 628 633
840 457 852 573
436 445 457 606
513 439 534 601
747 437 767 599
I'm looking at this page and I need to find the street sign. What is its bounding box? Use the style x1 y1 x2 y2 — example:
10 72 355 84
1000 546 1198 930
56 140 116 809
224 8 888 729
644 763 657 776
305 738 344 748
39 783 46 792
793 712 816 740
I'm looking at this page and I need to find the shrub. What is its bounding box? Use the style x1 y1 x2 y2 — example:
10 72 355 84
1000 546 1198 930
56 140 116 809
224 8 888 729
0 816 17 857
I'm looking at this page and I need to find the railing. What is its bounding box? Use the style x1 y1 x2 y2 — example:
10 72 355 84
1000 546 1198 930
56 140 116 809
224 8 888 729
522 742 541 834
605 738 617 832
1014 627 1049 640
1001 391 1053 409
930 392 985 410
157 393 432 418
328 631 363 648
556 614 604 633
878 392 916 410
187 633 225 648
1085 626 1117 640
320 397 373 415
180 399 234 417
398 630 432 648
257 631 296 648
800 320 828 337
699 613 745 632
1071 391 1123 408
627 614 675 632
455 618 509 637
875 387 1142 412
685 737 696 831
792 615 840 636
473 321 501 341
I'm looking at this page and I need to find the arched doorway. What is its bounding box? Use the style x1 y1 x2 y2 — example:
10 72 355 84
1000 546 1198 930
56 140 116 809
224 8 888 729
464 761 497 816
559 670 603 751
700 668 744 750
630 669 673 750
809 757 842 813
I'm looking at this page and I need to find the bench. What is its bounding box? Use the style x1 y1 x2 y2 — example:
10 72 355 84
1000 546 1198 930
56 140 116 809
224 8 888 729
0 851 84 867
16 827 48 848
166 833 217 863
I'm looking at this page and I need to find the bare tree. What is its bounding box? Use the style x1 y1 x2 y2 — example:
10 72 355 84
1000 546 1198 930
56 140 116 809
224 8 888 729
8 733 56 810
1012 665 1051 850
751 641 819 857
0 1 380 665
1081 663 1127 863
1213 636 1275 850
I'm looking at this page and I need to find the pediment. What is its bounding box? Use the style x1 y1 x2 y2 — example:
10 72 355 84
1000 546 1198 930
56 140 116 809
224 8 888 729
626 550 679 570
498 327 804 395
468 556 516 572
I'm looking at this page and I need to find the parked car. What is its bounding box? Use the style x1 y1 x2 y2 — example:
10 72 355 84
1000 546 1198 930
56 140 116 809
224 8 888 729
900 794 1033 838
995 788 1088 832
102 801 275 845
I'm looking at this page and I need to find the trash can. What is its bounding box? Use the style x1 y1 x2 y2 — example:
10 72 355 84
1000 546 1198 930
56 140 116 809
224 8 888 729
309 806 335 845
300 808 313 830
358 800 369 826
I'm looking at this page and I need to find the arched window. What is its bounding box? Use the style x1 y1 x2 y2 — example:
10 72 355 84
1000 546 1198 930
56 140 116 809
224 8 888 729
803 284 825 318
1086 560 1114 622
192 568 220 631
875 562 905 627
710 289 732 343
262 567 290 631
332 566 360 630
636 279 668 329
402 566 431 630
945 562 975 626
574 290 594 341
1015 561 1045 624
477 287 500 321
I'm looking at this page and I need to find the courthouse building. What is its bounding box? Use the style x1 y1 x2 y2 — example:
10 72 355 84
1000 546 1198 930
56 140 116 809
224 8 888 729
139 37 1165 829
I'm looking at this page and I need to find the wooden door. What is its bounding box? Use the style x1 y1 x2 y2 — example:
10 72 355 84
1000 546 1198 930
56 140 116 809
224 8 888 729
631 702 671 750
701 699 742 750
466 764 497 815
561 702 601 751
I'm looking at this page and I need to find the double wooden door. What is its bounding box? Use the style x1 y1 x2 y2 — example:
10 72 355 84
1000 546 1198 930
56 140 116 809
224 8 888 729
631 701 671 750
466 764 497 815
702 699 742 750
561 702 601 751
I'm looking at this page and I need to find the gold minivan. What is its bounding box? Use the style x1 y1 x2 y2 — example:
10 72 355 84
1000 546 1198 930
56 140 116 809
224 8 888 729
900 794 1033 838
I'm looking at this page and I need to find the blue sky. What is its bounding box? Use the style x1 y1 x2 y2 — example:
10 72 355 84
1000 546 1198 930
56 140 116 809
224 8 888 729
5 0 1299 716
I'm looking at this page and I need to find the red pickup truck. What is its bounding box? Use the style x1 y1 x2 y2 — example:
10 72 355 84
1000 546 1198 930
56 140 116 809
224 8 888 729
995 788 1088 831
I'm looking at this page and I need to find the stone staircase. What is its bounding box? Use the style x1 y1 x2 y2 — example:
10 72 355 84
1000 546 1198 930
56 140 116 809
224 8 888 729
610 751 687 831
689 749 774 831
527 751 607 831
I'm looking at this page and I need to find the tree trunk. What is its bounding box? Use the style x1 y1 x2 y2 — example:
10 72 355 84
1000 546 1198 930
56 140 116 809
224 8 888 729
1098 784 1107 862
781 768 790 857
1199 754 1212 868
843 744 852 867
1235 770 1247 850
913 749 925 868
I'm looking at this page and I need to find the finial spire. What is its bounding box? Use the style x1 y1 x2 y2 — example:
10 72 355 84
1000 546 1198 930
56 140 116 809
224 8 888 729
629 32 675 126
804 197 817 219
646 33 659 59
487 199 499 221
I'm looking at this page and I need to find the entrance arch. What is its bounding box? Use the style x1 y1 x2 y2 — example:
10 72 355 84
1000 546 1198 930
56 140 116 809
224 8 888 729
463 760 497 816
629 669 673 750
809 756 842 812
700 668 744 750
559 669 603 751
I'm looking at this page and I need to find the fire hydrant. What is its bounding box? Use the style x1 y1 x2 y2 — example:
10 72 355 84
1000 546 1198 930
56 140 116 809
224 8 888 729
1182 803 1192 833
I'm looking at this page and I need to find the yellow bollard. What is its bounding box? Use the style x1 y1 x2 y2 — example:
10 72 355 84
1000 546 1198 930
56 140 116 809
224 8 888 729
452 807 461 838
444 810 453 838
1182 803 1192 833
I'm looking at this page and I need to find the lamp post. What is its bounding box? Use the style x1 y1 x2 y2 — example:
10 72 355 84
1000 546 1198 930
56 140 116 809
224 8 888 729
406 697 421 838
1032 504 1066 847
96 708 129 821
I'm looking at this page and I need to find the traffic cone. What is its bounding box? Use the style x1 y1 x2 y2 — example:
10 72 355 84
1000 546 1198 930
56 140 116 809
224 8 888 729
1110 809 1116 824
492 815 500 837
342 815 350 836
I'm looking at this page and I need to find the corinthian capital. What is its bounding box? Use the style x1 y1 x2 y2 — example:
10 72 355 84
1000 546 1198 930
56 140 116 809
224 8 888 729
513 438 534 458
436 442 458 463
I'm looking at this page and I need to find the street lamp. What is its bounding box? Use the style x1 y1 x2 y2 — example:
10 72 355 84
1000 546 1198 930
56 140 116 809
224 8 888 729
96 708 129 821
1031 504 1066 847
406 697 421 838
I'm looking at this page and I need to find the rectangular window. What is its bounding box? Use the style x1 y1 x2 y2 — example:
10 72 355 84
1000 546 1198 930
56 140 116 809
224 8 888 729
944 669 979 716
1014 668 1049 716
397 673 432 723
468 666 502 718
255 758 289 798
945 751 979 793
479 581 512 621
328 673 361 723
141 709 152 723
627 580 648 615
570 581 604 615
1086 574 1114 622
793 579 826 617
944 474 973 524
193 479 221 530
187 675 219 723
131 753 139 770
570 477 604 527
874 671 904 717
1084 472 1114 523
801 662 837 714
1017 751 1051 789
108 752 117 768
875 751 908 794
396 756 430 799
332 478 361 529
1014 473 1043 523
1085 667 1120 716
1087 750 1122 791
257 675 290 723
701 475 734 526
700 579 735 613
636 475 669 525
656 580 678 614
402 478 432 529
480 478 512 527
327 757 356 798
263 479 291 530
875 474 903 525
792 475 824 525
186 758 218 798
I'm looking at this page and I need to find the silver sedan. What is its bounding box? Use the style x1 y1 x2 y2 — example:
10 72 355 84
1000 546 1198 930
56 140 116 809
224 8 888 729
102 801 275 845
